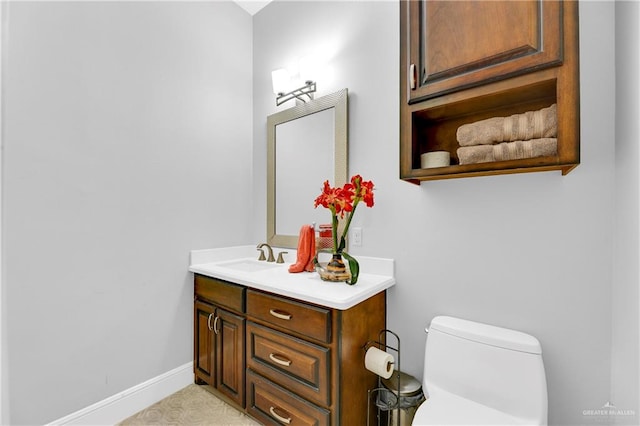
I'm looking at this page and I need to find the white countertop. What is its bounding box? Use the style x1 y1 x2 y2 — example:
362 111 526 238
189 245 395 310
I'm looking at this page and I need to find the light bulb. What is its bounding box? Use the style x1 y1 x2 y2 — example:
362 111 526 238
271 68 290 95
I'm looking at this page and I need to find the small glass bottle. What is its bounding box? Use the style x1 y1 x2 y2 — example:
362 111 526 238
317 224 333 251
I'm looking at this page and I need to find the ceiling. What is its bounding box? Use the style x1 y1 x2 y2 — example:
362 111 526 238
234 0 273 15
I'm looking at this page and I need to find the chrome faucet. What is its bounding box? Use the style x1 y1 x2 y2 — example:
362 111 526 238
256 243 275 262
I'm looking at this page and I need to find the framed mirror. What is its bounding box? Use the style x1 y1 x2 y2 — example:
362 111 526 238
267 88 348 248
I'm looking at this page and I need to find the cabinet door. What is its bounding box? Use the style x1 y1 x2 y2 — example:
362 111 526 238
403 0 562 103
194 300 215 386
215 308 245 407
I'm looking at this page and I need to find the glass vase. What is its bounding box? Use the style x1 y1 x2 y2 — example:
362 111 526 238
316 253 352 282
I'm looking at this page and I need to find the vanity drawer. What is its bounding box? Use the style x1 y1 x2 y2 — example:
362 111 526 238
247 290 331 343
246 369 330 426
195 274 245 313
247 321 330 406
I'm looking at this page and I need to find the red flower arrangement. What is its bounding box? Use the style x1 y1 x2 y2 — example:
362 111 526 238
313 175 375 284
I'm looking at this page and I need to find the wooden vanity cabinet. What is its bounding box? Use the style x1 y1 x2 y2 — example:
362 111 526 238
193 273 387 425
400 0 580 182
194 275 245 408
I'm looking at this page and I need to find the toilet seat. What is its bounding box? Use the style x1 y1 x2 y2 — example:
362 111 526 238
412 386 532 425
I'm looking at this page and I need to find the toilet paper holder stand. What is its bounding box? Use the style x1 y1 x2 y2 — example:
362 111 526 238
364 329 402 426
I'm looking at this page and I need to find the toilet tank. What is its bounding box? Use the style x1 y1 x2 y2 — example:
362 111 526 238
423 316 547 424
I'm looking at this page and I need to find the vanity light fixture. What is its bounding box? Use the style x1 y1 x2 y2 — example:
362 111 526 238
271 57 317 106
273 80 316 106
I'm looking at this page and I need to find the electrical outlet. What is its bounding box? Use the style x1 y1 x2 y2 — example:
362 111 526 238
352 227 362 247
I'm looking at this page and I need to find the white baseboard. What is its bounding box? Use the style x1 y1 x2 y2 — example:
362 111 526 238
47 362 193 426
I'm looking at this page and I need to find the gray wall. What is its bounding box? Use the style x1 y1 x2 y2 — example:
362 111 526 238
253 1 637 425
2 2 252 424
0 3 5 422
613 1 640 424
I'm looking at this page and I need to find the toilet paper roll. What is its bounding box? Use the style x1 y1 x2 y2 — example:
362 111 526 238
421 151 451 168
364 347 395 379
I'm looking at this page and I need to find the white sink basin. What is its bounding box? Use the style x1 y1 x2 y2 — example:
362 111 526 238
217 259 282 273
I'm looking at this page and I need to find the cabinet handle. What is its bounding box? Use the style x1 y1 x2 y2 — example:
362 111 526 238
213 316 220 335
207 313 214 331
269 309 292 321
409 63 417 90
269 406 292 424
269 352 292 367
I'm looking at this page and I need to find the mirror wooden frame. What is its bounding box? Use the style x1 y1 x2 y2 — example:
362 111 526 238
267 88 348 248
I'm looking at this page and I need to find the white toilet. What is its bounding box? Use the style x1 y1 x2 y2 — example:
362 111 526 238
412 316 547 425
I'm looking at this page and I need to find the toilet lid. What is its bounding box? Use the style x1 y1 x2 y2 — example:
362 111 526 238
412 388 536 426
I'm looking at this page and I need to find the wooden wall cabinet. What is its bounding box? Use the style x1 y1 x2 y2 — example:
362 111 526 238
400 0 580 182
193 274 386 425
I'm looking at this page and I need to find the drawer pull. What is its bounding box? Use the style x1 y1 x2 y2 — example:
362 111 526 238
409 63 417 89
207 313 214 331
269 406 292 424
269 309 292 321
213 316 220 335
269 352 292 367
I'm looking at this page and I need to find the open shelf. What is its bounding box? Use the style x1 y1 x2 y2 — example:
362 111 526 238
400 70 579 183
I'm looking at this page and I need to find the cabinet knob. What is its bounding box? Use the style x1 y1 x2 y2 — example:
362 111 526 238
269 406 292 424
410 63 417 90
